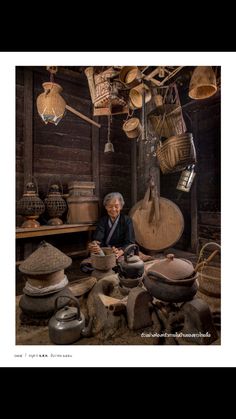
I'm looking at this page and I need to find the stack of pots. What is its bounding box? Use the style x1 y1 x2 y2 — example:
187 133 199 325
19 241 74 318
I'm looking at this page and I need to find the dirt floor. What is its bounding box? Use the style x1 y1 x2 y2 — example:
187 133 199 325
15 250 220 346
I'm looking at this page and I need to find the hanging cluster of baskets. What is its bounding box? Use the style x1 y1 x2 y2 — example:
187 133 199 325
147 84 197 175
84 66 152 117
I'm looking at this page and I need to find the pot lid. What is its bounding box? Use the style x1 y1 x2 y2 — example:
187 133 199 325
55 306 78 321
19 241 72 275
123 118 139 131
149 254 194 280
126 255 140 263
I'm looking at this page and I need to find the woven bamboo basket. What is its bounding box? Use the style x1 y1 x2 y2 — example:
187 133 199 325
122 117 142 139
94 68 126 108
149 104 187 138
129 83 151 108
36 82 66 125
119 66 141 88
195 242 221 314
156 133 196 174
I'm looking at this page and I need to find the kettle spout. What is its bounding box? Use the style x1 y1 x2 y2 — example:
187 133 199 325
81 316 93 338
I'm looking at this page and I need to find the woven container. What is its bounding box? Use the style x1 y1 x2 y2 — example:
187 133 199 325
91 248 116 271
129 83 151 108
94 68 125 109
122 118 142 139
68 181 95 197
156 133 197 174
19 242 72 275
26 270 65 287
119 66 141 88
198 265 221 298
67 196 99 224
189 66 217 100
36 82 66 125
149 104 187 138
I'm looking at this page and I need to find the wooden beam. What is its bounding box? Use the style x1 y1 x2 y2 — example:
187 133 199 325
92 116 100 198
66 105 101 128
131 141 137 206
16 224 96 239
23 69 33 184
191 112 198 253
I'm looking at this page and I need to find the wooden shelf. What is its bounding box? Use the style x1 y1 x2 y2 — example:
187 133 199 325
16 223 96 239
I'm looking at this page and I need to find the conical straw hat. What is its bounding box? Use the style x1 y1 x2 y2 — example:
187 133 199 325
19 241 72 275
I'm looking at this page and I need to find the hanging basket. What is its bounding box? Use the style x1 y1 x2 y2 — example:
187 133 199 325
122 117 142 139
148 83 186 138
156 132 197 174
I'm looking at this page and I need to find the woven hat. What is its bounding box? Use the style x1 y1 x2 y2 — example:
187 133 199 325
19 241 72 275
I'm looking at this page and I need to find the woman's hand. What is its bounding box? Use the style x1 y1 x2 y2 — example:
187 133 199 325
112 247 124 259
88 241 101 254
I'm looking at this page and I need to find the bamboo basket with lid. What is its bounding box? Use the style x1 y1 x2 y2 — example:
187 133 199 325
122 117 142 139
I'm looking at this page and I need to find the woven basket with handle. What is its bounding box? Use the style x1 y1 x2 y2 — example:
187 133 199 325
156 132 197 174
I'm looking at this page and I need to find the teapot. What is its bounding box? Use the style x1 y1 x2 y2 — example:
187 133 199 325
117 244 144 279
49 296 92 344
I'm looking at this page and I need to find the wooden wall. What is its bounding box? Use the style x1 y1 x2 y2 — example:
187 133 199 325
136 82 221 254
16 66 221 258
16 66 132 267
159 95 221 252
16 66 132 222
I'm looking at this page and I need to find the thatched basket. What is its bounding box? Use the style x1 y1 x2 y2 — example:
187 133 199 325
123 117 142 139
156 132 196 174
148 104 187 138
189 66 217 99
129 83 151 108
119 66 141 88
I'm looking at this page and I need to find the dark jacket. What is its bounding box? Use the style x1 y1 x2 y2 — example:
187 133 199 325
93 214 135 250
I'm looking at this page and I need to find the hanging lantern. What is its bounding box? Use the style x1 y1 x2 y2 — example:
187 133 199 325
36 82 66 125
189 66 217 100
44 184 67 225
17 181 45 228
176 165 196 192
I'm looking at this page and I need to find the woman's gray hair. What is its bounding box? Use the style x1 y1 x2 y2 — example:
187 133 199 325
103 192 125 208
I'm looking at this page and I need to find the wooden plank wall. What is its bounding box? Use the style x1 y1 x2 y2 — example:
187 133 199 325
16 68 24 201
16 66 132 219
160 95 221 252
98 114 132 213
16 66 132 260
136 86 220 253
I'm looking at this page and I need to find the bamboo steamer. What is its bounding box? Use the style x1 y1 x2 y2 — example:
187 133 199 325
129 83 151 108
119 66 141 88
129 188 184 251
123 118 142 139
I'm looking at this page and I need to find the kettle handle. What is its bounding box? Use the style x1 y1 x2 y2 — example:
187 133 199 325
54 295 81 319
124 244 139 262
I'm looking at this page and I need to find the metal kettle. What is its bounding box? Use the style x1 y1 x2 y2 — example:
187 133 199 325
49 296 92 344
118 244 144 279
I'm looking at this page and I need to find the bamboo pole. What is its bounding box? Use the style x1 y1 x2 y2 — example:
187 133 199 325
66 105 101 128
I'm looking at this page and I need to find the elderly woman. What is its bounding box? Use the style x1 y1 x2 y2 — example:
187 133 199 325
89 192 135 258
80 192 135 273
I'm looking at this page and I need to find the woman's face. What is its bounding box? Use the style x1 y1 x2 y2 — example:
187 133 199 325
105 198 122 220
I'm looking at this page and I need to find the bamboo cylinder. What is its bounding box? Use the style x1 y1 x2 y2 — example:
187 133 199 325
84 67 96 104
